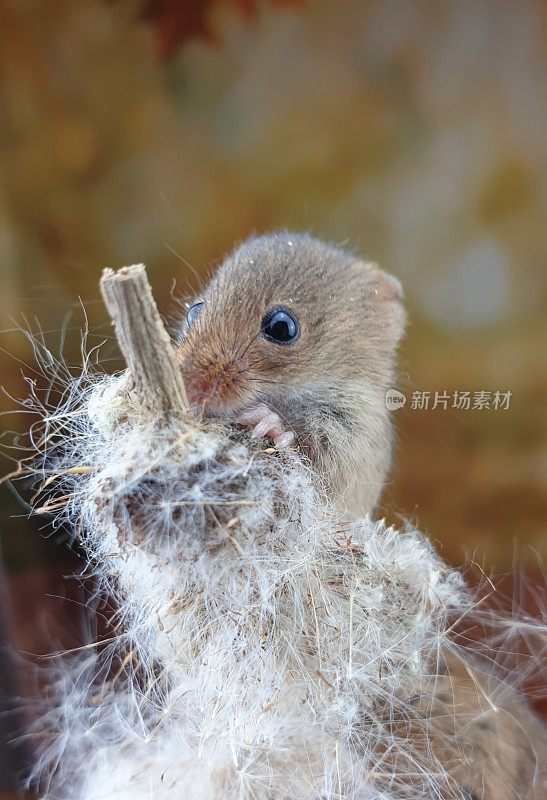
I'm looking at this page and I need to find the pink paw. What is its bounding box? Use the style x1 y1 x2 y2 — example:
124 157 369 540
236 404 295 448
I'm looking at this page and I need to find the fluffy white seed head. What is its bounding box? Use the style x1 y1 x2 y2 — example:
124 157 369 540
14 331 544 800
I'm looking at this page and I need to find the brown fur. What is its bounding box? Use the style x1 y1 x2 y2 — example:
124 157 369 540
175 231 405 516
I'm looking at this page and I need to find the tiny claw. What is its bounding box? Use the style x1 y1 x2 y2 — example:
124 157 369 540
273 431 295 448
236 404 294 449
251 413 281 439
236 404 270 426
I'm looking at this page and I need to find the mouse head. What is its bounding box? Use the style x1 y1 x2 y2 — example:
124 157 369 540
175 232 405 416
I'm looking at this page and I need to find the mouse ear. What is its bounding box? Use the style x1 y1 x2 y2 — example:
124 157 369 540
362 261 404 303
360 261 406 345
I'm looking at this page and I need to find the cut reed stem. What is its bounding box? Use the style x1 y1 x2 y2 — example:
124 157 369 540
100 264 189 420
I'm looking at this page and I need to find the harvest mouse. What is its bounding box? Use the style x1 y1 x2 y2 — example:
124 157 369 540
175 231 405 517
175 233 547 797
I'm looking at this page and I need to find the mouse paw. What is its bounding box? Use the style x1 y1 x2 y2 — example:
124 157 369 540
236 404 295 448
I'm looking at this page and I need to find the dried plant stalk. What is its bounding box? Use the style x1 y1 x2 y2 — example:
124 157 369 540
100 264 188 419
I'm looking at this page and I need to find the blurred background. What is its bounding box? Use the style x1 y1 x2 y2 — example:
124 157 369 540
0 0 546 787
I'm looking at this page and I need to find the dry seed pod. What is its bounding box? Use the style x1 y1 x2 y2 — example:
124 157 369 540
19 265 546 800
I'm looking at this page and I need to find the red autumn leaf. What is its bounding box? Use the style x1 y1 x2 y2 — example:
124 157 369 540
137 0 305 59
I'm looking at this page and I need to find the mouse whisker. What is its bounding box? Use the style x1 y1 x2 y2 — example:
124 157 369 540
239 361 264 373
240 358 279 373
244 377 278 385
234 330 262 363
244 378 280 388
165 244 204 291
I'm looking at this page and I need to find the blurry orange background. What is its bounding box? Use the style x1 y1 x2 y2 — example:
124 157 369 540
1 5 546 784
0 0 546 579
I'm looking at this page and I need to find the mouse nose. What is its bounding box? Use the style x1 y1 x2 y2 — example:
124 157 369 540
184 378 211 409
179 349 247 413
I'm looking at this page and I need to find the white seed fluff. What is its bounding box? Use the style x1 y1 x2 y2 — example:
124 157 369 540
19 354 543 800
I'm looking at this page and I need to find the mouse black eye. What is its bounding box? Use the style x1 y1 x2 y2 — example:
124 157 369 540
261 306 299 345
186 302 203 327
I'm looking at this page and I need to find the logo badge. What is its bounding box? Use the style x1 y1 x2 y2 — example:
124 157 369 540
385 389 406 410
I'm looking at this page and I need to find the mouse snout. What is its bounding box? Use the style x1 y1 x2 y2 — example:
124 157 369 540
180 353 250 415
184 378 210 409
